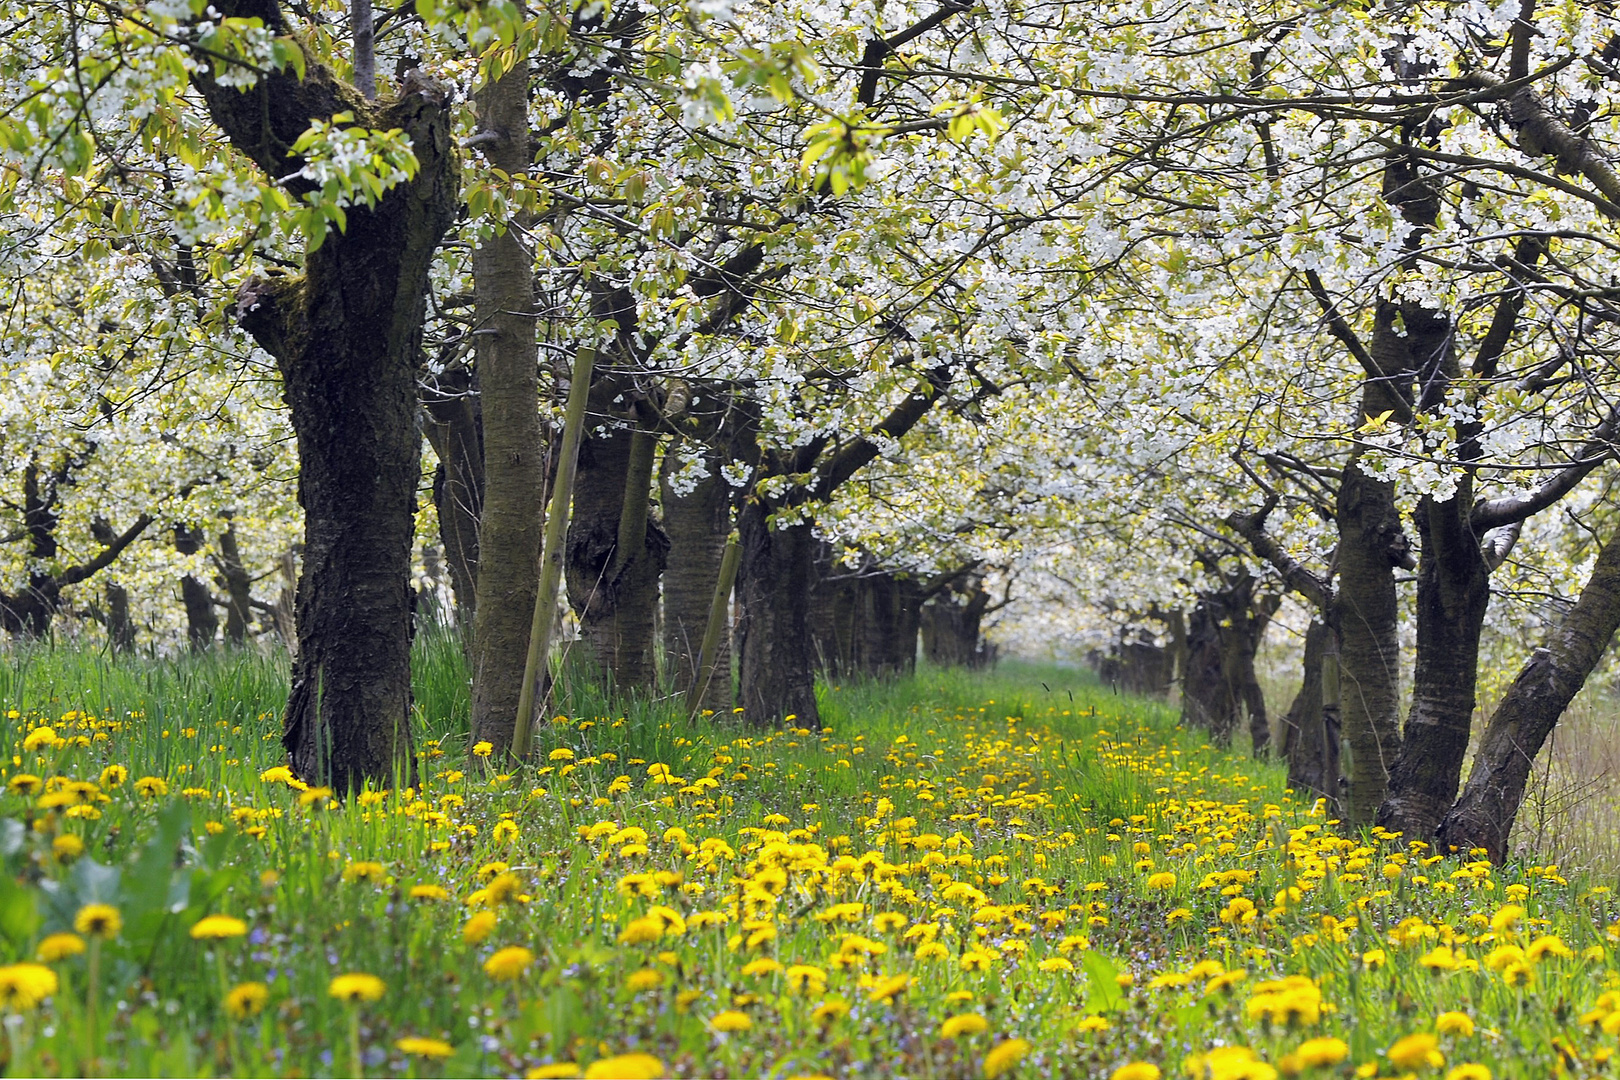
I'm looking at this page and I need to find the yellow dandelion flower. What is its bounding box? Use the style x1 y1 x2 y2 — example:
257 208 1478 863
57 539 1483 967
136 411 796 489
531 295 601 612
984 1038 1033 1078
1294 1037 1349 1067
1146 872 1176 890
528 1065 582 1079
1389 1033 1443 1071
582 1052 663 1079
463 911 497 944
625 968 663 993
0 964 58 1011
134 776 169 798
410 884 450 901
940 1013 989 1039
7 774 41 795
190 914 249 940
710 1009 752 1032
51 834 83 861
397 1036 455 1059
868 973 910 1003
225 981 269 1019
483 946 534 981
328 972 386 1004
36 933 85 962
811 998 850 1026
1445 1066 1490 1080
74 904 122 938
1436 1012 1474 1037
98 765 127 787
1110 1065 1160 1080
342 861 386 885
471 741 494 758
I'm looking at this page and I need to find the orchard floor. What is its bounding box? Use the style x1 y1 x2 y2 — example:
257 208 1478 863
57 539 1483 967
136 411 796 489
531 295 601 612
0 642 1613 1079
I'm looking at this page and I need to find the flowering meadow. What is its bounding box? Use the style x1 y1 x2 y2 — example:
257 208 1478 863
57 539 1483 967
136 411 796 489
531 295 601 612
0 646 1611 1079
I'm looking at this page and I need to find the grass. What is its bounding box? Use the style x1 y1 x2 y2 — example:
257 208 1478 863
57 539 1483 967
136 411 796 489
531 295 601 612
0 642 1610 1078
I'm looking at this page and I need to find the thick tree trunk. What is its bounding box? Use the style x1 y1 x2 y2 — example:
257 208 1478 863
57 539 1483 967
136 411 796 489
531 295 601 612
175 525 218 652
1335 442 1410 825
735 499 819 726
1378 488 1491 838
1331 143 1437 824
196 45 458 791
217 524 254 646
1181 599 1229 735
466 61 544 752
660 435 733 711
1437 531 1620 861
566 414 668 690
424 364 483 627
1281 620 1341 807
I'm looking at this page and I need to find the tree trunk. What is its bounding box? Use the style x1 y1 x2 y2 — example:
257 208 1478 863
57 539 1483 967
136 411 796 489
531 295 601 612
1378 488 1491 838
195 45 458 791
735 499 819 726
1335 463 1408 824
106 582 135 655
1282 620 1341 807
1437 530 1620 861
1181 575 1274 748
466 60 544 752
175 524 218 652
217 523 254 646
566 409 668 690
423 363 483 627
660 435 733 711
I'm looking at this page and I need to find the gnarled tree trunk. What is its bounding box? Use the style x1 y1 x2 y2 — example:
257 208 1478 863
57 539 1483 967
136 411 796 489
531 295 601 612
175 524 218 652
195 30 457 791
424 362 483 628
217 523 254 646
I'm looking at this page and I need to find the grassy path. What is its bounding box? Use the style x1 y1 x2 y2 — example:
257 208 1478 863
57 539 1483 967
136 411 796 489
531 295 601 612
0 649 1611 1078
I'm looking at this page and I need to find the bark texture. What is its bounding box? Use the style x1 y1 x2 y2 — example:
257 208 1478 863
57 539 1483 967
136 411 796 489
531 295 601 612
1437 531 1620 861
565 407 669 691
466 60 544 752
1280 620 1342 807
193 15 457 790
735 500 819 725
661 434 734 712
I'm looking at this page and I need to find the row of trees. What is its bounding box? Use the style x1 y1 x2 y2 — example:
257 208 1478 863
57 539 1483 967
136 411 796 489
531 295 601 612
6 0 1620 859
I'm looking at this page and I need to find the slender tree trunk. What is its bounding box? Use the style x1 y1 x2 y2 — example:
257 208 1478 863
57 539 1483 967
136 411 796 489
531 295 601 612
921 576 992 668
196 46 458 791
466 59 544 752
217 524 254 646
1181 597 1230 736
735 499 819 726
424 366 484 627
660 435 733 711
1437 530 1620 861
1378 487 1491 837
